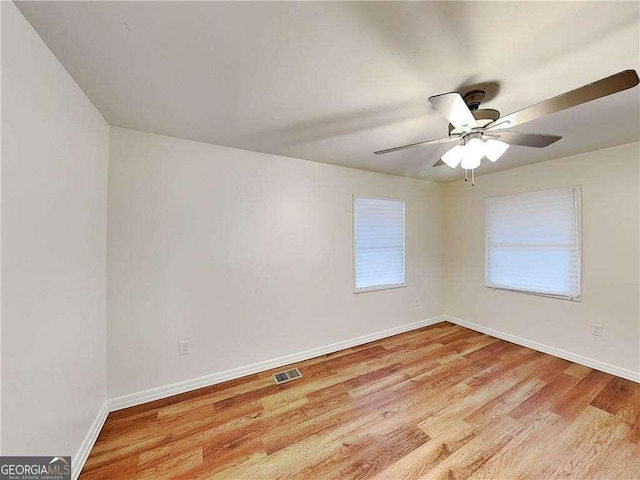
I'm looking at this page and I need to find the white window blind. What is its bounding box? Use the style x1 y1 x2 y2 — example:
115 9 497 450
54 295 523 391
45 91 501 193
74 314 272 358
485 186 582 300
354 197 405 292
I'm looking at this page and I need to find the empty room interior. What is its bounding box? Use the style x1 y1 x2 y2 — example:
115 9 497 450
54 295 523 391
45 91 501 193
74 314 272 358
2 1 640 479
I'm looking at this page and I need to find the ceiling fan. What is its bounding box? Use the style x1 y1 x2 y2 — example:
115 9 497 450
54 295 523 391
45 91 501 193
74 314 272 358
374 70 639 185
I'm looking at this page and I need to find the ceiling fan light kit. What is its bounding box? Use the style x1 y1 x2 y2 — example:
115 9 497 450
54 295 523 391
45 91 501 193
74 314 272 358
440 134 511 183
374 69 640 185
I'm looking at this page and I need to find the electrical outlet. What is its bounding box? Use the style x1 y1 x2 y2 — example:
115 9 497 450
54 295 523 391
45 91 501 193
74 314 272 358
591 324 602 337
178 340 190 355
414 297 420 307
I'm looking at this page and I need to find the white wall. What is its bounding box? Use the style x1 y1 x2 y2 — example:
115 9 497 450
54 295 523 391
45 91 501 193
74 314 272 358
444 142 640 376
1 1 108 457
107 127 444 398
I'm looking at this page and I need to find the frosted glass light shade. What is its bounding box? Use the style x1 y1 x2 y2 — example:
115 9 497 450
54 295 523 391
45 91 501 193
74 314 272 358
460 152 481 170
465 137 485 158
441 145 464 168
484 139 510 162
460 138 483 170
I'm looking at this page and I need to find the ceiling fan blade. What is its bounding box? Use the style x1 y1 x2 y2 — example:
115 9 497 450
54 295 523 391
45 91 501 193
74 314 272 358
374 136 457 155
485 131 562 148
486 70 639 132
428 92 478 131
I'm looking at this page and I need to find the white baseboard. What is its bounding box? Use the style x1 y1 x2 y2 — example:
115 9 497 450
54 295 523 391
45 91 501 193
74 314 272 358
445 315 640 383
108 315 447 411
73 400 109 480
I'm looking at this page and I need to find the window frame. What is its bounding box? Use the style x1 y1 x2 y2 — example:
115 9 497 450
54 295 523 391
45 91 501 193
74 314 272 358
352 195 407 294
484 185 583 302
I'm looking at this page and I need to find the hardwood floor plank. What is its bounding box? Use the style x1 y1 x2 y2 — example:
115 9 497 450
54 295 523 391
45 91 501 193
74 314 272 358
200 451 269 479
306 363 404 404
564 363 593 380
137 447 203 480
332 424 430 480
591 377 640 424
539 405 632 479
420 353 549 439
506 373 579 423
80 454 139 480
585 440 639 479
85 399 263 473
467 410 561 480
152 375 274 419
417 415 527 480
322 345 388 373
372 420 480 480
108 373 260 421
80 325 640 480
550 369 613 420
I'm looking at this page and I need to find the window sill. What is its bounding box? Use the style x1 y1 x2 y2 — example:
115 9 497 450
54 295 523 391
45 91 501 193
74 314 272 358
354 283 407 294
484 284 581 302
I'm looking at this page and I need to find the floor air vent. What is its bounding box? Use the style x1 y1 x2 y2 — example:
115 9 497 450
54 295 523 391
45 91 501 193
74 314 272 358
273 368 303 384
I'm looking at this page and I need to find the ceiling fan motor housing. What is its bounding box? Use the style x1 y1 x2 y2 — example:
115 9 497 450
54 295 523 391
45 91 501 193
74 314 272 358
462 89 486 110
448 108 500 136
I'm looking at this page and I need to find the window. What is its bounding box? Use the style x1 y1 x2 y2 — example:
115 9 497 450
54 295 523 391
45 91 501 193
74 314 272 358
485 186 582 300
353 196 406 292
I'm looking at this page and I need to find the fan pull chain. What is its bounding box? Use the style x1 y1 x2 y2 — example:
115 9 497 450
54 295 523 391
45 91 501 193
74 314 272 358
472 169 475 186
464 169 468 182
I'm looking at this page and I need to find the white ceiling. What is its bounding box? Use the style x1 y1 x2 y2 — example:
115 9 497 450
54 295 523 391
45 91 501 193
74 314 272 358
17 1 640 183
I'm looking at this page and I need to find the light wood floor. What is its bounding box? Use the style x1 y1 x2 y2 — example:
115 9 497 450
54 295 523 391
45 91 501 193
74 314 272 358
81 323 640 479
